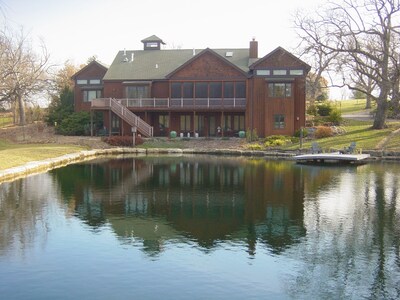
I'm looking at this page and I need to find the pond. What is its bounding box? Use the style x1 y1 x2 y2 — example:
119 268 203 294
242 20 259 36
0 155 399 299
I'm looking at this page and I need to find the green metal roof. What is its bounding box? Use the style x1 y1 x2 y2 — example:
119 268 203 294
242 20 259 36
103 48 253 81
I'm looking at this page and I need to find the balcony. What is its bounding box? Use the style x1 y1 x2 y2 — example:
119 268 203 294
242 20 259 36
92 98 246 111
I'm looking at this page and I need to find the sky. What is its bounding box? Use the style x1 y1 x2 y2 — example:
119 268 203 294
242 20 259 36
2 0 344 98
1 0 323 65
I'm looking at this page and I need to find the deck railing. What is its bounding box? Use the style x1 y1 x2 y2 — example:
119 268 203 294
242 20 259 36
92 98 153 137
116 97 246 109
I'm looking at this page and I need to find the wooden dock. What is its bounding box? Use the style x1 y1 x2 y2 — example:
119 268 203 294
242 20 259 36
294 152 371 165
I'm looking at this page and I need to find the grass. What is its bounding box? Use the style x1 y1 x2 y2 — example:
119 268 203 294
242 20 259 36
0 140 86 170
137 138 186 149
331 99 374 114
286 119 400 151
0 113 13 128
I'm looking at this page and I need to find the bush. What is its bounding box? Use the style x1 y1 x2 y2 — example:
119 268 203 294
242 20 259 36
294 128 309 138
264 135 292 147
317 102 333 116
327 108 343 125
246 143 263 150
306 104 318 116
57 111 90 135
314 126 334 138
246 128 259 142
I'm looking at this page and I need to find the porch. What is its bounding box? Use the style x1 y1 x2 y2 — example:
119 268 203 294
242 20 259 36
92 97 246 110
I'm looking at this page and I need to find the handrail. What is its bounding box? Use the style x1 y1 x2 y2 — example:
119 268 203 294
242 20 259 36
116 98 246 108
92 98 153 137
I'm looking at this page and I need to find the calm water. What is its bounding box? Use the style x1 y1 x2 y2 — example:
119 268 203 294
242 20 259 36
0 155 399 300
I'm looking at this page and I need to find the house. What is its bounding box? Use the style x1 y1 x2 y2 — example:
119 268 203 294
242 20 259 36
72 35 310 138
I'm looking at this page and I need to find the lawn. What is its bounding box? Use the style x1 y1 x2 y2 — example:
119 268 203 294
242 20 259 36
285 119 400 151
331 99 372 114
0 113 13 128
0 140 86 170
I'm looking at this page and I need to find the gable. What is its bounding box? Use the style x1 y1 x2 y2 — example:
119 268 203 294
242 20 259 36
72 61 108 79
167 49 248 80
250 47 310 71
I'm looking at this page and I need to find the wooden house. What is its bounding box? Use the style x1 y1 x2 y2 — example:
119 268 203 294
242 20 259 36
72 35 310 138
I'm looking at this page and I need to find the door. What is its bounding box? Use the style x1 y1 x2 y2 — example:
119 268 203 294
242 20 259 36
209 115 216 136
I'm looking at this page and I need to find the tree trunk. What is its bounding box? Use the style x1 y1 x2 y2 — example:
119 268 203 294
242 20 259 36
17 95 26 126
365 94 372 109
372 96 387 129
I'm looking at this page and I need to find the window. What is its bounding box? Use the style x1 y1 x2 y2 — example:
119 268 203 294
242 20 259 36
233 115 245 131
83 90 101 102
90 79 101 84
272 70 287 76
126 85 149 98
195 82 208 98
224 115 232 130
274 114 285 129
289 69 304 75
256 70 270 76
112 114 120 132
180 115 191 131
224 82 234 98
77 79 87 85
183 82 193 98
146 42 158 48
171 83 182 98
268 83 292 97
159 115 169 128
209 82 222 98
194 115 204 132
235 82 246 98
159 115 169 135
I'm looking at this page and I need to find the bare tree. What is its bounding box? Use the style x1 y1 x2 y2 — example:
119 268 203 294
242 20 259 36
294 0 400 129
294 11 338 103
0 25 51 125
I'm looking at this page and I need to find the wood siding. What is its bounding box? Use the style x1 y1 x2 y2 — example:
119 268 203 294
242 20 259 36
73 62 107 112
169 51 247 80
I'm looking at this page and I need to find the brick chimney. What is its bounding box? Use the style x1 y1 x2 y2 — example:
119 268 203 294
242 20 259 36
249 38 258 59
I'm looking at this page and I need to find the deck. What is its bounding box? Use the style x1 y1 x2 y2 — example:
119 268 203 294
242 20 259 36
294 152 371 165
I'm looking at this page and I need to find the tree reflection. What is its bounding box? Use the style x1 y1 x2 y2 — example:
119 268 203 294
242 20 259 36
0 174 56 258
287 163 400 299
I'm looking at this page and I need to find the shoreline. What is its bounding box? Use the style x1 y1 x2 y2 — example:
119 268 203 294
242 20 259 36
1 147 400 184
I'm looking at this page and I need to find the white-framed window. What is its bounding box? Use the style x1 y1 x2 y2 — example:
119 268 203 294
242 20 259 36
272 70 287 76
77 79 87 85
89 79 101 84
289 69 304 75
256 70 270 76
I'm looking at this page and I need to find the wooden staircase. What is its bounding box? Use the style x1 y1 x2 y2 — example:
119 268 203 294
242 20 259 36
92 98 153 137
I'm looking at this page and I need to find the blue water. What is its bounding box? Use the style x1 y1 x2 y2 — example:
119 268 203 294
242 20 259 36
0 155 399 299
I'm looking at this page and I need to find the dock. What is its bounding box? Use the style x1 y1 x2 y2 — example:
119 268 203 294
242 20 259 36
294 152 371 165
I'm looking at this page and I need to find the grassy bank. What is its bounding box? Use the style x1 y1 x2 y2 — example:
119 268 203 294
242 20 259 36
286 119 400 151
0 139 87 170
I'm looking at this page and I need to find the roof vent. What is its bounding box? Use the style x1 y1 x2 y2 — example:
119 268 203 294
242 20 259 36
123 57 128 62
225 51 233 57
131 53 134 62
193 49 196 56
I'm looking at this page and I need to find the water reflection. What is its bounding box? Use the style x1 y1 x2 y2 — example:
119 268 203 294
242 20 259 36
48 156 307 256
0 156 399 299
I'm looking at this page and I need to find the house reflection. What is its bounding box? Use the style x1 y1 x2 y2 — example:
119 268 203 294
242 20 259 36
50 156 310 256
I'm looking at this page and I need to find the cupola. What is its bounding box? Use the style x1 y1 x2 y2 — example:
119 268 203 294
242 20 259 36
141 35 165 50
